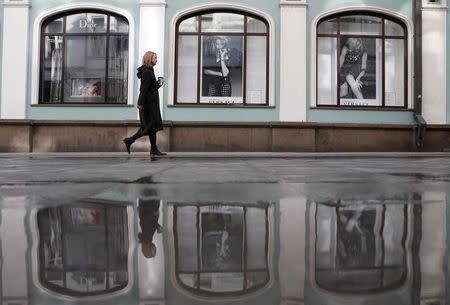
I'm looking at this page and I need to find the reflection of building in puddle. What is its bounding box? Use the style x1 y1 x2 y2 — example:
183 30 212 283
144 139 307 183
313 201 409 294
35 200 131 297
168 203 274 299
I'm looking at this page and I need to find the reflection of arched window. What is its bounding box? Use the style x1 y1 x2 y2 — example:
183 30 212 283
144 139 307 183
175 10 269 105
37 201 129 297
39 10 129 104
314 201 408 293
174 204 269 296
316 13 407 108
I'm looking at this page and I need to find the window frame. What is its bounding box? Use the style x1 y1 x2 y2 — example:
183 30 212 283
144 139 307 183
315 11 408 109
174 9 270 106
38 9 130 105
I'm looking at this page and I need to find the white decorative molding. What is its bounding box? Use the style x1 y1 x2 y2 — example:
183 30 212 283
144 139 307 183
3 0 30 8
139 0 167 7
279 2 307 121
279 0 308 8
422 7 447 123
1 1 30 118
30 3 136 107
138 3 166 118
167 3 276 107
422 0 448 10
30 206 136 301
310 5 414 110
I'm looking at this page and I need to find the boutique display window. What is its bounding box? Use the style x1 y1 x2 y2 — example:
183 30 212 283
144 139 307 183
175 10 269 105
316 13 407 108
39 10 129 104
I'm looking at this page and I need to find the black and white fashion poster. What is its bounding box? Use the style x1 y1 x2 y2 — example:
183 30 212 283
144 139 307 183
201 36 243 104
200 206 244 272
339 37 381 106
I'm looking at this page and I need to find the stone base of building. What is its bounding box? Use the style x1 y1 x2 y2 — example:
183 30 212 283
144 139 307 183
1 120 450 153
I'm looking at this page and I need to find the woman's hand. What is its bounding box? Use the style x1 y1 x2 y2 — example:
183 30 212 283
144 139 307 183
355 77 363 89
137 104 143 109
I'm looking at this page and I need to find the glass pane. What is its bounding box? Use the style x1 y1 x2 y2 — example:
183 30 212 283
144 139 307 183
385 19 404 36
64 36 107 103
246 207 267 268
317 38 337 105
247 17 267 33
110 16 129 33
340 15 382 35
66 272 107 293
246 36 267 105
339 37 382 106
66 13 107 33
199 273 244 292
317 18 337 35
201 13 244 33
247 271 269 289
44 18 63 33
177 36 198 103
178 273 196 288
200 36 243 104
385 39 405 107
179 16 198 32
175 207 198 271
39 36 63 103
108 36 129 103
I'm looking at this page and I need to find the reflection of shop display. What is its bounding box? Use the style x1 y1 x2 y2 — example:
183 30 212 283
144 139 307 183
314 201 408 293
173 204 270 296
37 202 129 296
71 78 102 97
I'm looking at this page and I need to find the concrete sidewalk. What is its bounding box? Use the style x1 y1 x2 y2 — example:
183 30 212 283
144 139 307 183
1 152 450 158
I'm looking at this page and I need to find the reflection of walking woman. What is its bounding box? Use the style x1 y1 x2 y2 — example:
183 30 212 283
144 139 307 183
340 38 368 99
203 36 232 97
123 51 166 156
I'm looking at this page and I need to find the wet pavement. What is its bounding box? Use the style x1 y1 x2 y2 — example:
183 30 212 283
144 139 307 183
0 156 449 305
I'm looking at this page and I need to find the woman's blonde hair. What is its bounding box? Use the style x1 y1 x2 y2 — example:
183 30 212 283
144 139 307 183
142 51 156 67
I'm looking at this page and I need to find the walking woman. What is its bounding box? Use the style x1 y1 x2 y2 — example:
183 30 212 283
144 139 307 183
123 51 166 156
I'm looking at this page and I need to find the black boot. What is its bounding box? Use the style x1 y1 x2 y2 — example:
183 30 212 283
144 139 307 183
150 147 167 156
123 138 133 154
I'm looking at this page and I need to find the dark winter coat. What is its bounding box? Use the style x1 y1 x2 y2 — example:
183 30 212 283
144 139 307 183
136 65 163 134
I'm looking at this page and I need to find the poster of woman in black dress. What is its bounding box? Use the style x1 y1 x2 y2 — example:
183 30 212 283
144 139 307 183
201 36 243 104
339 37 378 105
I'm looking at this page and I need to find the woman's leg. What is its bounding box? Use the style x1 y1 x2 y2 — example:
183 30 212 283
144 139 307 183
340 83 349 98
345 74 364 99
149 132 157 150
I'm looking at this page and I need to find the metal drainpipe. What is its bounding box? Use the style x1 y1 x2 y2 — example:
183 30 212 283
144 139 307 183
413 0 427 148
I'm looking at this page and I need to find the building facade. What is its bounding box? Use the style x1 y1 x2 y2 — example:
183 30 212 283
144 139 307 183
0 0 449 152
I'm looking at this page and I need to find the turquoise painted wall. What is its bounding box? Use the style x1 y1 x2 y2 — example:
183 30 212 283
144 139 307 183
0 5 3 118
24 0 441 125
27 0 140 121
306 0 415 125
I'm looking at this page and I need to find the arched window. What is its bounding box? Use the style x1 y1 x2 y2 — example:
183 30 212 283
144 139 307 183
39 10 129 104
37 201 129 297
173 204 270 296
175 10 269 105
316 13 407 108
314 201 408 294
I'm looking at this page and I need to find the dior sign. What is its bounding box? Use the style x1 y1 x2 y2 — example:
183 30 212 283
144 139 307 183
79 19 97 29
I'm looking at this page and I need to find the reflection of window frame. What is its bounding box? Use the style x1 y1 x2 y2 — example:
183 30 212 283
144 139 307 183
309 200 414 297
39 9 129 104
316 12 408 109
168 203 274 299
30 199 136 300
174 10 270 106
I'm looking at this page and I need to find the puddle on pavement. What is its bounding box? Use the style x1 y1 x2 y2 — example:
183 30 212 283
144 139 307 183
0 182 449 305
